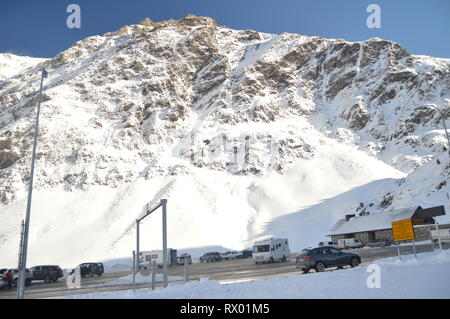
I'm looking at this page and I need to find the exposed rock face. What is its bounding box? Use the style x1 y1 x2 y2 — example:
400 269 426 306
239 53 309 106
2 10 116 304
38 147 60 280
340 98 369 130
0 15 449 207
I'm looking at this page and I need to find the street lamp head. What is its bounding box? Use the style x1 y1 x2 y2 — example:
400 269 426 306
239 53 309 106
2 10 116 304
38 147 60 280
429 104 450 117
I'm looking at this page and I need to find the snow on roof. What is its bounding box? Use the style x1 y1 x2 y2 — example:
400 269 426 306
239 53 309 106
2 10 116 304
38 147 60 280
329 206 420 236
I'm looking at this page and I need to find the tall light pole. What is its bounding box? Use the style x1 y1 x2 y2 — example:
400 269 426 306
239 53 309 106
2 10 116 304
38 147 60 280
430 103 450 156
17 68 47 299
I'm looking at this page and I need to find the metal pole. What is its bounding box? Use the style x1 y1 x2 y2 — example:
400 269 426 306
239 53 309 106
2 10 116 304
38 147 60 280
442 114 450 156
17 220 25 269
430 105 450 155
17 68 47 299
151 260 156 290
132 250 136 293
412 240 417 259
184 256 189 283
136 220 140 272
397 241 401 261
430 225 435 251
161 199 168 288
435 219 442 250
148 256 152 289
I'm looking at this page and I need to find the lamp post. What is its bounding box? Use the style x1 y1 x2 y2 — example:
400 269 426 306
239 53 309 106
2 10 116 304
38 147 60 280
430 103 450 156
17 68 47 299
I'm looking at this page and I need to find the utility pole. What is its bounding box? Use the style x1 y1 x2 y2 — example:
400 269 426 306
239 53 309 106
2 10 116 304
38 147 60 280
17 68 47 299
162 199 168 288
430 104 450 156
17 220 25 269
442 113 450 156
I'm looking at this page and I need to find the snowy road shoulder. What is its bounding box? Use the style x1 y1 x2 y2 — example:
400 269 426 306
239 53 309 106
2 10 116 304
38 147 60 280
64 250 450 299
85 273 183 288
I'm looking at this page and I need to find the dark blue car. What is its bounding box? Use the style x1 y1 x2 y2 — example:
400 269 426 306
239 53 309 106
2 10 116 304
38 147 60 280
295 246 361 273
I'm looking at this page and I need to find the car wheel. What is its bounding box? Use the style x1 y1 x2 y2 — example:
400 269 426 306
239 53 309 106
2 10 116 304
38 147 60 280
350 258 360 268
282 256 286 262
301 268 310 274
98 273 102 277
270 257 274 263
44 275 50 283
13 278 18 287
337 266 344 270
315 262 325 272
25 279 31 286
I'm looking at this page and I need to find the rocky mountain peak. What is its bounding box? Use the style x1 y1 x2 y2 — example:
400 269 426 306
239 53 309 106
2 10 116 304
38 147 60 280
0 17 449 266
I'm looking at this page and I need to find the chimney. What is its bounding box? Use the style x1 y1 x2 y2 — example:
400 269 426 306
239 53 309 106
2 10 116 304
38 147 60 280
345 214 356 222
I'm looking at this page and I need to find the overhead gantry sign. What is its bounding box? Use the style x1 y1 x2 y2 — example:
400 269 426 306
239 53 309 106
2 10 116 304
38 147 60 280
136 198 168 288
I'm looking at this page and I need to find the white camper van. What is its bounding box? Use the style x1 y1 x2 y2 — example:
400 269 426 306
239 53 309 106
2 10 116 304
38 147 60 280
252 238 290 264
139 249 177 269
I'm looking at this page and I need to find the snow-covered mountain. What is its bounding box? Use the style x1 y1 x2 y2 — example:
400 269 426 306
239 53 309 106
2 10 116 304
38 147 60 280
0 15 449 268
0 53 46 81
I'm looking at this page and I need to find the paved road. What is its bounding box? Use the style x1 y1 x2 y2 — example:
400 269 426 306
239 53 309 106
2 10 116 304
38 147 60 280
0 242 446 299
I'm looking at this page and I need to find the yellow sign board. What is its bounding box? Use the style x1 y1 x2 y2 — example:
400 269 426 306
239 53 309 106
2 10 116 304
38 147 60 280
392 218 415 241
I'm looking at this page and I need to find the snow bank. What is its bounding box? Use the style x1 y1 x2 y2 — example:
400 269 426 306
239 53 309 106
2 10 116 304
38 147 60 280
64 250 450 299
86 273 182 288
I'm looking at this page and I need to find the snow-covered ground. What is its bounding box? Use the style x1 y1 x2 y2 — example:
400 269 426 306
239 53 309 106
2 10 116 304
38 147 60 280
64 250 450 299
86 273 182 288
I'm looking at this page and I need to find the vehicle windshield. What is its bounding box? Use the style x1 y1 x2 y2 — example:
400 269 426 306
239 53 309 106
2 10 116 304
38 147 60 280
253 245 270 253
298 249 311 256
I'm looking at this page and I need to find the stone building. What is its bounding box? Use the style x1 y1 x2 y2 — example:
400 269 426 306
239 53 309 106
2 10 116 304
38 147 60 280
329 205 448 245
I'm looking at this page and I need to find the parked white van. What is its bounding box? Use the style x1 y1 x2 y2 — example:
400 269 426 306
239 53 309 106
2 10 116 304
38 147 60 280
337 238 364 249
139 249 177 269
252 238 290 264
431 229 450 243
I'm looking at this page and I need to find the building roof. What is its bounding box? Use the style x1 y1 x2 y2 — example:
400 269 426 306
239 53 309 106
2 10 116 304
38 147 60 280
329 206 420 236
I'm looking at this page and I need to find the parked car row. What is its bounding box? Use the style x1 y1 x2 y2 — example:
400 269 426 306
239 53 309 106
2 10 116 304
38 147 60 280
0 265 63 289
0 261 106 290
199 249 253 263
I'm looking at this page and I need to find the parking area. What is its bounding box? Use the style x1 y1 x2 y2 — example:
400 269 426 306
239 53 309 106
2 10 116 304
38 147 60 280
0 241 447 299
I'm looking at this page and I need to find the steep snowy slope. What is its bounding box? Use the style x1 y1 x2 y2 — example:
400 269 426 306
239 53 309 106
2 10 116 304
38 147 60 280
0 15 449 267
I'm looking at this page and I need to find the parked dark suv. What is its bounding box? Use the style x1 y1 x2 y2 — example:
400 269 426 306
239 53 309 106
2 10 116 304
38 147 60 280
176 253 192 265
295 246 361 273
30 265 64 283
369 238 391 248
199 252 222 262
236 249 253 259
70 263 104 277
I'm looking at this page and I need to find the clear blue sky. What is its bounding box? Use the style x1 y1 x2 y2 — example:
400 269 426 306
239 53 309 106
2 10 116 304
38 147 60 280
1 0 449 58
